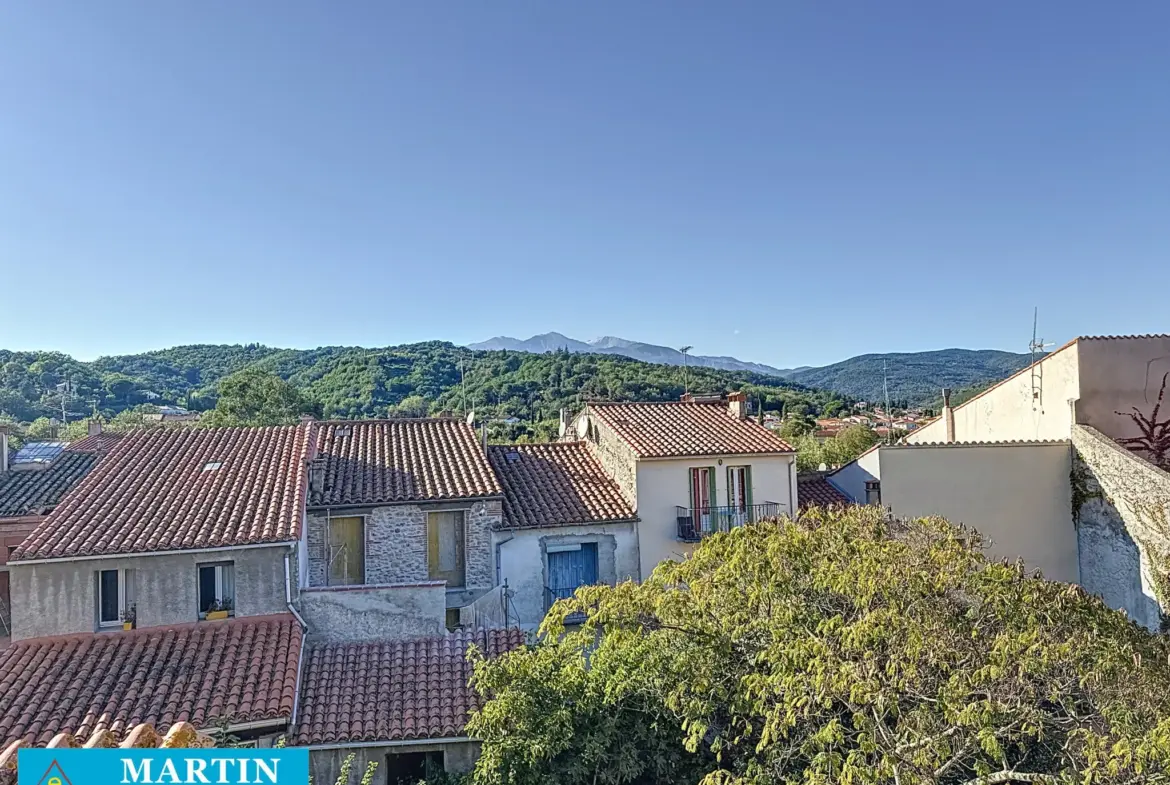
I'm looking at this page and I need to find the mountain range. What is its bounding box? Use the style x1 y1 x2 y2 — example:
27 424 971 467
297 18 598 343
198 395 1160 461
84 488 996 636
468 332 1034 405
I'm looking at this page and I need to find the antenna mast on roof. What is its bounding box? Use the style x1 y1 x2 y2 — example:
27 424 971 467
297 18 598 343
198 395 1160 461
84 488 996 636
680 346 693 395
459 354 469 414
1029 307 1055 412
882 360 893 443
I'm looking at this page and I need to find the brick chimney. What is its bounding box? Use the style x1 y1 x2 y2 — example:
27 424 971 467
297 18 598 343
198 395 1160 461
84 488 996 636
728 391 748 420
942 388 955 444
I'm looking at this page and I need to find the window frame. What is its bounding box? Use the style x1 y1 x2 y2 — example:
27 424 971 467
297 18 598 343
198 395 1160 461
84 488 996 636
96 568 134 628
197 561 236 617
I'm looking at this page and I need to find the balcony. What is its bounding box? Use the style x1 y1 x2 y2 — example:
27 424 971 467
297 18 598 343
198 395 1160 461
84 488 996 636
675 502 782 542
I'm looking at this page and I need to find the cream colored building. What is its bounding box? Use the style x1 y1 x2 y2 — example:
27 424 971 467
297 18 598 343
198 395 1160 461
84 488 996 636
826 334 1170 628
570 393 798 580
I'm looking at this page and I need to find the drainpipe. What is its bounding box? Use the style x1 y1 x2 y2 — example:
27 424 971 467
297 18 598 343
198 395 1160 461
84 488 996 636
284 548 309 729
942 388 955 444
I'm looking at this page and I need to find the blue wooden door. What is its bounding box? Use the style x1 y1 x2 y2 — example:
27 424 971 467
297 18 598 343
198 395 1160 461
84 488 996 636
547 544 599 604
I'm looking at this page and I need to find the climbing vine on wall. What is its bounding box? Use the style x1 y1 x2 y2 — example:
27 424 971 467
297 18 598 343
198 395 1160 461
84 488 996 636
1070 459 1104 524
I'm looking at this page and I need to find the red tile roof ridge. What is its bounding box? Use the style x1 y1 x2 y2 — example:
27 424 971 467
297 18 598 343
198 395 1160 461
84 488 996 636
9 612 300 648
887 439 1071 447
1078 333 1170 340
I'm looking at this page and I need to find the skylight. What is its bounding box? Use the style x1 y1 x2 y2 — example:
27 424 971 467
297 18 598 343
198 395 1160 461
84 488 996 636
12 441 66 465
202 462 223 472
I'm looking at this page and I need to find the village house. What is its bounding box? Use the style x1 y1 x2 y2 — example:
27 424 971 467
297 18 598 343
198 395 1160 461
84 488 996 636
296 419 507 642
488 442 638 628
566 392 797 580
0 422 118 641
827 334 1170 630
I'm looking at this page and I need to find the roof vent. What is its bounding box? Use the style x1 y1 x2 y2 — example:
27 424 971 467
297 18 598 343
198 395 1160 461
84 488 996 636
202 462 223 472
334 425 352 438
505 450 521 464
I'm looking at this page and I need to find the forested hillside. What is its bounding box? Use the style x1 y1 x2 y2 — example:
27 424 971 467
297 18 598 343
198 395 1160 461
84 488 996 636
0 343 843 441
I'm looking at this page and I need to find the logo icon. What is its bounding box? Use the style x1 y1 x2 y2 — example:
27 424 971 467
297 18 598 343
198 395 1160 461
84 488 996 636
35 760 71 785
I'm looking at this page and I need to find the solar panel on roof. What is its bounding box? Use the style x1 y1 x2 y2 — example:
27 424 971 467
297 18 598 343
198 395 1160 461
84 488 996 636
12 441 67 464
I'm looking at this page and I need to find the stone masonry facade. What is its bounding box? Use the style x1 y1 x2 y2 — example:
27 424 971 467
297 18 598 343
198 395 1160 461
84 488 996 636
1073 423 1170 630
306 501 500 590
582 410 638 505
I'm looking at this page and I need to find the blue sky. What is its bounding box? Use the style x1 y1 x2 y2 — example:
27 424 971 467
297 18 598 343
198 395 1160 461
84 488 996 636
2 2 1167 368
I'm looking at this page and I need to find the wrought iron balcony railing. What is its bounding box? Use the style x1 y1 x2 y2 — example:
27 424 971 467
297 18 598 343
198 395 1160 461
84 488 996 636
675 502 782 542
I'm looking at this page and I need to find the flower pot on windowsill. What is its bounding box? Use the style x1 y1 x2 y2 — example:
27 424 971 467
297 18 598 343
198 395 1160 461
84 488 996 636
122 621 135 631
205 610 230 621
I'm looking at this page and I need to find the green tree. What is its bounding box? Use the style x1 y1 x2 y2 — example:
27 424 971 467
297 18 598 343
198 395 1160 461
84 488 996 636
200 369 313 427
102 372 137 404
779 415 814 441
25 416 57 441
470 507 1170 785
393 394 431 418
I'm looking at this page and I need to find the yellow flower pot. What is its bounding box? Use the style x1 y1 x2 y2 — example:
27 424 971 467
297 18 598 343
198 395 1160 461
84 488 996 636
122 622 134 631
206 610 230 621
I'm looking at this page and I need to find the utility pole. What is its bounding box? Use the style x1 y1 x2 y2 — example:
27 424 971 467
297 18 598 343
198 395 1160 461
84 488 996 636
680 346 693 395
883 360 893 444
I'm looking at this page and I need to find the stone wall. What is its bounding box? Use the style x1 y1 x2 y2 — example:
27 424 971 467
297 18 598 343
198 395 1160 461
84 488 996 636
8 545 291 640
306 501 500 591
581 409 638 505
1072 424 1170 630
296 581 447 641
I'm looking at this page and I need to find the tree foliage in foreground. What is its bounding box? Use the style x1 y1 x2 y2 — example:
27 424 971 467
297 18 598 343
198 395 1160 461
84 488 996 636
469 507 1170 785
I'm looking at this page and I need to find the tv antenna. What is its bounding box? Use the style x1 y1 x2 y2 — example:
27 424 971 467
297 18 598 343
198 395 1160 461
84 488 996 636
1029 307 1055 411
679 346 693 395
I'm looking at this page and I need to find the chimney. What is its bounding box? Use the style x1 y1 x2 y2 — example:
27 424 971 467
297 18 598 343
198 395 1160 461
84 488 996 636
308 458 326 497
0 424 8 474
942 388 955 444
88 419 102 437
679 393 694 403
728 391 748 420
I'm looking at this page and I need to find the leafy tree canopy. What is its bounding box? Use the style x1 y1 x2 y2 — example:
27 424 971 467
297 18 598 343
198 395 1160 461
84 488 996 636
200 369 315 427
470 507 1170 785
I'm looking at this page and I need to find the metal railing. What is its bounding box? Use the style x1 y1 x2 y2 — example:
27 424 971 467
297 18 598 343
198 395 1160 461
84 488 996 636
675 501 782 542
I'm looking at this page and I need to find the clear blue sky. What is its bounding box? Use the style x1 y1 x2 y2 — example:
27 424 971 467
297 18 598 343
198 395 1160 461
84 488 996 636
2 2 1167 368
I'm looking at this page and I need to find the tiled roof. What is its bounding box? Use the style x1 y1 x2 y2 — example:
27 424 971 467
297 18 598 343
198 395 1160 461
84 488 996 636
0 722 214 785
65 432 124 454
310 420 502 507
487 443 636 529
0 452 101 519
797 473 851 510
587 402 794 458
11 425 310 561
294 628 525 745
0 614 302 747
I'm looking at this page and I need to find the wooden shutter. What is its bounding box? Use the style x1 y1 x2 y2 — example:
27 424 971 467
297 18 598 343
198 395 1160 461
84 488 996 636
428 511 466 587
745 466 754 511
707 468 717 513
329 517 365 586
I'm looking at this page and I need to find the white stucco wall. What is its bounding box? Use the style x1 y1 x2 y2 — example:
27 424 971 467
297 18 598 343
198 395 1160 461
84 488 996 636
1073 336 1170 443
828 446 880 503
495 522 639 629
880 442 1078 583
909 344 1081 444
634 454 795 579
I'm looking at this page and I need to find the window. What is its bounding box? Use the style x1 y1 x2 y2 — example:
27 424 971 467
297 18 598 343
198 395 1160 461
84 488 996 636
689 467 716 534
546 543 598 608
198 562 236 615
385 751 443 785
428 510 465 587
727 466 753 522
328 516 365 586
96 568 135 628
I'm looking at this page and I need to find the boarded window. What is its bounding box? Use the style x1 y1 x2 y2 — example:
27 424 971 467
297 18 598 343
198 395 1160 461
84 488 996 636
428 510 466 587
328 516 365 586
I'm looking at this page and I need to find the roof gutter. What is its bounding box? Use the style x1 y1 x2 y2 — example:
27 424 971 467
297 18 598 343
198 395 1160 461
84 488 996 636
301 736 474 751
11 539 296 566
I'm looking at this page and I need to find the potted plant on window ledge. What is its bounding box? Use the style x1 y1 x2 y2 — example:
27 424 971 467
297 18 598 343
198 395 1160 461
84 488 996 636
205 598 233 621
121 604 137 631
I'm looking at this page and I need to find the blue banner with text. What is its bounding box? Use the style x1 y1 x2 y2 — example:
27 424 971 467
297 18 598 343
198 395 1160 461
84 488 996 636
18 748 310 785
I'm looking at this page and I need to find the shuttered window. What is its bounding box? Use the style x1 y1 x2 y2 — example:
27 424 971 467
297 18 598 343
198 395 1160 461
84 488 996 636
428 510 466 587
328 516 365 586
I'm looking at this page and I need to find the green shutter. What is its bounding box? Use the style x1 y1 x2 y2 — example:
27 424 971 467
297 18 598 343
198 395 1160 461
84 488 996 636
745 466 754 517
707 468 717 513
726 466 734 507
688 469 695 512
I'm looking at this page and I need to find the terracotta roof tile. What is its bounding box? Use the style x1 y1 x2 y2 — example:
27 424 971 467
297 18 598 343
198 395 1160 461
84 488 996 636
0 453 101 519
797 473 851 510
488 443 636 529
587 402 794 458
65 432 124 454
294 628 525 745
11 425 310 561
310 420 502 506
0 614 301 748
